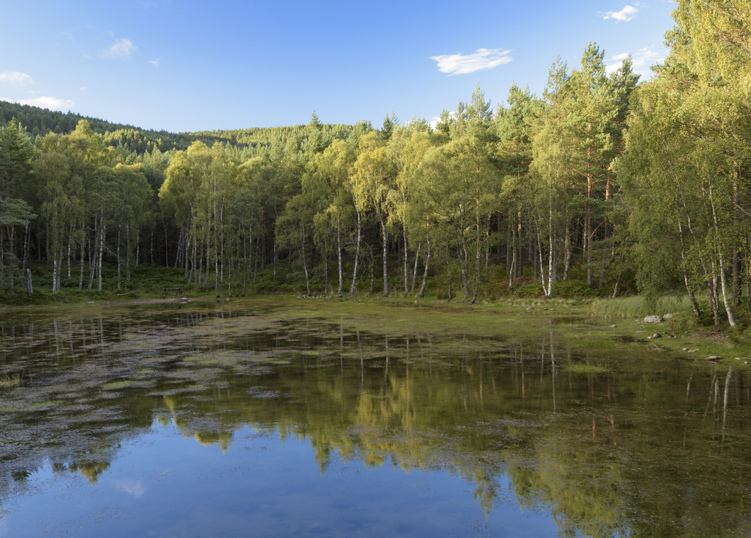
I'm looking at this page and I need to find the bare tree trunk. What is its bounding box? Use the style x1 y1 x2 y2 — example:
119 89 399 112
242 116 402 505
564 220 571 280
677 220 701 319
459 228 469 299
419 241 431 299
300 223 311 297
508 218 516 288
22 224 29 274
78 222 85 289
97 221 106 292
368 244 375 296
227 233 232 298
548 199 554 297
380 214 389 297
447 261 453 301
117 220 122 291
350 199 362 296
67 225 72 279
411 242 421 294
403 226 408 297
709 186 736 326
337 215 343 297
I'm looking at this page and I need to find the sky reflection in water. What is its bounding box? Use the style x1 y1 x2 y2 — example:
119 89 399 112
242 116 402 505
2 421 556 537
0 302 750 536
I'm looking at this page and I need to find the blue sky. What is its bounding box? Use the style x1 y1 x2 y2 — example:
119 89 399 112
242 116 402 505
0 0 676 133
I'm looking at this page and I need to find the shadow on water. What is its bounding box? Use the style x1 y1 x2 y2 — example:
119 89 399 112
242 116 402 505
0 302 750 536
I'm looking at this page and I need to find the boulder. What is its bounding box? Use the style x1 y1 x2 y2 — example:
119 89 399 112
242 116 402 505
643 315 663 323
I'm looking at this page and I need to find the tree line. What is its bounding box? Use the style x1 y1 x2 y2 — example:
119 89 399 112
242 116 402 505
1 0 749 325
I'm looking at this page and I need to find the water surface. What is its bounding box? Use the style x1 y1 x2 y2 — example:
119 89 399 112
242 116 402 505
0 301 749 536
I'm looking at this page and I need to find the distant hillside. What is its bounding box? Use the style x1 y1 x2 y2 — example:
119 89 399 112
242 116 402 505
0 100 353 155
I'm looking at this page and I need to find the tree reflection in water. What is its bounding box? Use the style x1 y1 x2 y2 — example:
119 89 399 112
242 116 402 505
0 303 749 535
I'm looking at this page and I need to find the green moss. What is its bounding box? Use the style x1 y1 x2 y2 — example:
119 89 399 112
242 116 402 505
102 380 134 390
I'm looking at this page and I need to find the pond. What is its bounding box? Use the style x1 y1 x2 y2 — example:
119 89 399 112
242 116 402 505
0 299 750 536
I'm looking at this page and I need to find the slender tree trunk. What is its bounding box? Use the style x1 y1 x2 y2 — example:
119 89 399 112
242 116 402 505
548 197 554 297
78 222 85 289
117 220 122 291
368 244 375 296
242 222 249 297
254 237 259 283
709 186 736 326
52 257 58 293
471 212 481 305
323 246 328 295
337 216 343 297
97 221 105 292
677 220 701 319
459 228 469 299
127 223 133 283
380 214 389 297
67 225 72 279
419 240 431 298
564 220 571 281
411 242 421 294
300 223 311 297
447 261 453 301
227 233 232 298
350 199 362 296
537 228 549 298
709 267 721 326
219 203 224 283
403 226 409 297
22 224 29 274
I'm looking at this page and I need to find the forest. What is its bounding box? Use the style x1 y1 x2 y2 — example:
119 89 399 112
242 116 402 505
0 0 749 327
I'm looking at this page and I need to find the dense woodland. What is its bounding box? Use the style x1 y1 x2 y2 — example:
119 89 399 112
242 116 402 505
0 0 749 326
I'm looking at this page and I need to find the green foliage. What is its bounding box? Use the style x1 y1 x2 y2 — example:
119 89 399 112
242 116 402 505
2 4 750 316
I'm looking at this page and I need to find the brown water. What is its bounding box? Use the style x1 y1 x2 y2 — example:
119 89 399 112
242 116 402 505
0 301 749 536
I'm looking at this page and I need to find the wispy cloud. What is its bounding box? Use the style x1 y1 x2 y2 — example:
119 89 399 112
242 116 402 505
148 59 160 68
0 71 34 87
18 96 75 111
101 38 136 59
606 47 664 76
430 48 512 76
116 479 145 498
603 5 639 22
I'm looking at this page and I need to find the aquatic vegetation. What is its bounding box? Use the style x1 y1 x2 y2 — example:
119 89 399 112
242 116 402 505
565 363 608 374
0 373 21 388
101 380 134 390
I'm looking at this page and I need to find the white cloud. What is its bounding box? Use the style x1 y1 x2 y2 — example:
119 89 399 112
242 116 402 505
116 479 145 498
603 5 639 22
606 47 664 77
430 48 512 76
148 59 160 67
101 38 136 59
0 71 34 87
18 96 75 111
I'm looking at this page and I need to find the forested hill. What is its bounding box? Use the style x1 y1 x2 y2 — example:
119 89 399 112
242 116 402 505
0 99 353 154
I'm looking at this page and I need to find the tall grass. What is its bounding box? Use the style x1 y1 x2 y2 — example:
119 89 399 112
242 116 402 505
589 294 695 318
0 373 21 388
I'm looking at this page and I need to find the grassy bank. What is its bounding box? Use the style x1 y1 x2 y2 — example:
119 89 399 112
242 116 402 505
3 262 751 367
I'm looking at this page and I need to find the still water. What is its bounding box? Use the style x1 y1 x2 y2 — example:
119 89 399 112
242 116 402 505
0 301 749 536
